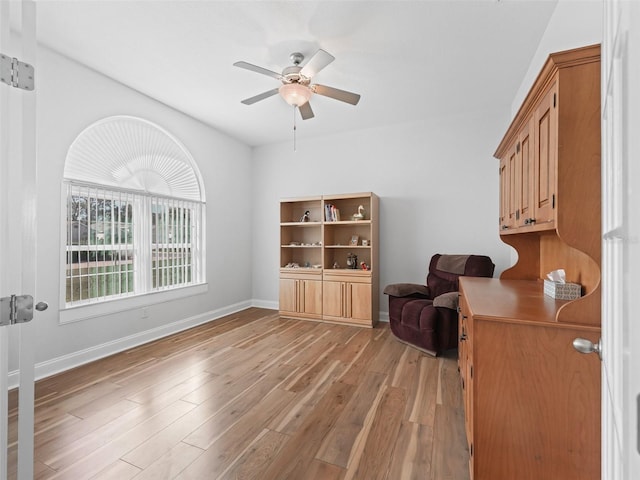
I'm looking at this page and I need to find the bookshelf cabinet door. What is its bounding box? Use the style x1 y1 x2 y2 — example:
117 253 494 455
302 280 322 316
279 278 298 314
322 281 344 318
349 283 371 321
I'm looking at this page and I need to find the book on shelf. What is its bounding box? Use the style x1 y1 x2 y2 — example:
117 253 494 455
324 204 340 222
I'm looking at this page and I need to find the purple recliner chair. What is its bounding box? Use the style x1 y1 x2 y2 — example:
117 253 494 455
384 254 495 356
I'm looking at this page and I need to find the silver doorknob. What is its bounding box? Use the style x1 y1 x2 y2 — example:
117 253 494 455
573 337 602 360
35 301 48 311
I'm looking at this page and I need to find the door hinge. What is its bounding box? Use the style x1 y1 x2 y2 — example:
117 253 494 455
0 294 34 326
0 53 35 91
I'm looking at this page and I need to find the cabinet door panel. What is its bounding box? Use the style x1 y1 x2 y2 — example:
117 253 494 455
349 283 371 321
508 145 519 227
519 119 534 226
302 280 323 315
322 280 343 318
474 320 600 479
279 278 297 313
534 83 557 226
499 156 509 229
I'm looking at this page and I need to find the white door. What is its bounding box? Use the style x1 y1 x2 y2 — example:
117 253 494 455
0 1 39 479
601 1 640 479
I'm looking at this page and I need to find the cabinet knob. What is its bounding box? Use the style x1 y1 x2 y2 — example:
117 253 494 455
501 225 509 230
572 337 602 361
460 333 467 342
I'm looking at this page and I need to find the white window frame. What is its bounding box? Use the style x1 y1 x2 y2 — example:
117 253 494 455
60 116 207 324
60 182 207 324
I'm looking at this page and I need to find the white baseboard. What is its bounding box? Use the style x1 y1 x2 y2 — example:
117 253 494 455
251 299 279 310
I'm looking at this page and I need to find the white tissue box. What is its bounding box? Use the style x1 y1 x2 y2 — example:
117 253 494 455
543 279 582 300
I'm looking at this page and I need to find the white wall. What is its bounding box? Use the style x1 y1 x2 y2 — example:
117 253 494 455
250 111 514 318
26 46 253 379
511 0 603 115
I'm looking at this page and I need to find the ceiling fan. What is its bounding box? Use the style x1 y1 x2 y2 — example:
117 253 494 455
233 49 361 120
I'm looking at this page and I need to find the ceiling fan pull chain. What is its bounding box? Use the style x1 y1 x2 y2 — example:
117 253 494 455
293 105 297 152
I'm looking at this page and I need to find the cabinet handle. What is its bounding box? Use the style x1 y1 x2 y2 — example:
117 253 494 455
524 218 536 225
460 333 467 342
501 225 509 230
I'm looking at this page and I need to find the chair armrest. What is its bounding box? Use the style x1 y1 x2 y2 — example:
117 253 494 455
433 291 459 310
383 283 430 298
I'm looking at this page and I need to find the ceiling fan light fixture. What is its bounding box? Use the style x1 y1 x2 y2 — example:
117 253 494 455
279 83 312 107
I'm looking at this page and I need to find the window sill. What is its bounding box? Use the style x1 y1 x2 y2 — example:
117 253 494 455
59 283 208 325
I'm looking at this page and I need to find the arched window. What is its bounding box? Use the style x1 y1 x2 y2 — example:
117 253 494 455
63 116 205 309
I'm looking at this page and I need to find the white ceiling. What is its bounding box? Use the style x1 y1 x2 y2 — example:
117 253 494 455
35 0 558 147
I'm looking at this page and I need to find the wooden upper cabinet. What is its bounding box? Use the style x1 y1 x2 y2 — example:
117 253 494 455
495 46 599 236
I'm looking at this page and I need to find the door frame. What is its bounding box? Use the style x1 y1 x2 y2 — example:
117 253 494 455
0 1 38 479
601 1 640 478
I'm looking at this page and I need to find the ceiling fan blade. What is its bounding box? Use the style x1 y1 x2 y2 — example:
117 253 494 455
300 49 335 78
240 88 280 105
233 61 283 80
312 84 361 105
298 101 314 120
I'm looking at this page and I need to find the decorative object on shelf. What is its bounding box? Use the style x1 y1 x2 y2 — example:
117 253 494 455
350 235 359 246
360 262 370 270
299 210 311 222
362 239 369 246
284 262 300 268
352 205 365 221
346 252 358 269
333 261 340 269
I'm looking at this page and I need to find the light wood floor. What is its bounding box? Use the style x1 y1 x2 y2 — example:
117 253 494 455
8 308 470 480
